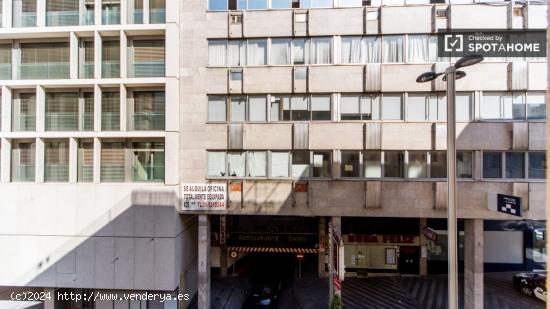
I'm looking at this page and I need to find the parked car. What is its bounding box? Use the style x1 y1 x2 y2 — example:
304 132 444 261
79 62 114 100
242 283 281 308
513 271 547 302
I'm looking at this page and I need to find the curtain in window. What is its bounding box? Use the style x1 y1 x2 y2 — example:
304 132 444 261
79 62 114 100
408 35 429 63
208 152 226 177
341 37 362 64
364 37 381 63
78 140 93 182
11 141 36 181
309 38 331 64
293 39 307 65
45 140 70 182
208 40 226 66
208 96 227 122
247 151 267 177
248 96 266 122
270 39 290 65
45 92 78 131
132 39 165 77
383 36 403 63
228 40 246 67
102 40 120 78
247 39 267 66
101 142 125 182
271 152 289 177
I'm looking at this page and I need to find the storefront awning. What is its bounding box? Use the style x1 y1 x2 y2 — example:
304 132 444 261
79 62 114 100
228 246 318 254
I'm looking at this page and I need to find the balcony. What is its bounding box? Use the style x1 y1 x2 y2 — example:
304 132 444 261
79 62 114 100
133 112 165 130
14 165 35 182
45 164 69 182
46 11 79 26
20 63 69 80
45 112 78 131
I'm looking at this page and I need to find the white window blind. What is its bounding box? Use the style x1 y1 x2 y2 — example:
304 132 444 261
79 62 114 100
247 151 267 177
78 140 94 182
45 92 79 131
270 39 291 65
20 42 69 79
208 40 227 67
45 140 70 182
208 96 227 122
208 152 226 177
101 141 125 182
270 152 289 177
228 40 246 67
247 39 267 65
131 39 165 77
383 36 403 63
248 96 267 122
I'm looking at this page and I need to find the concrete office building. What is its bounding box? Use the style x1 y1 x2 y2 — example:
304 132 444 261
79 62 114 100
0 0 547 309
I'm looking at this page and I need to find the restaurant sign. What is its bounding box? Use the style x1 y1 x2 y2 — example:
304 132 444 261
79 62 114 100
345 234 419 245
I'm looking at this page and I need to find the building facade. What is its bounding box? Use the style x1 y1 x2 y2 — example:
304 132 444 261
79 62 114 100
0 0 547 309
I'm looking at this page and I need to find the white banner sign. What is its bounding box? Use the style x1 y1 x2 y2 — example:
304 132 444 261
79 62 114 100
181 183 227 211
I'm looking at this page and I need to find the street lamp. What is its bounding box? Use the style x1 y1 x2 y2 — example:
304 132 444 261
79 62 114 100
416 55 483 309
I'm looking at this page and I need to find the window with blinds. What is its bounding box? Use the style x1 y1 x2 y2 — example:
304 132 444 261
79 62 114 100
78 139 93 182
13 0 37 27
83 0 94 25
46 0 79 26
130 39 165 77
102 91 120 130
79 40 94 78
20 42 69 79
45 92 78 131
150 0 165 23
81 92 94 131
102 40 120 78
102 0 120 25
0 44 11 79
44 140 69 182
12 92 36 131
132 91 165 130
101 141 125 182
132 142 164 181
11 141 35 182
130 0 143 24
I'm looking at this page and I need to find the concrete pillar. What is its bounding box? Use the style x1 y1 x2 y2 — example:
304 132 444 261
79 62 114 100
164 131 179 185
119 84 126 131
198 215 211 309
93 137 101 183
69 137 78 183
419 218 428 276
93 84 101 131
1 138 11 182
464 219 484 309
2 0 12 29
37 0 46 27
2 86 12 132
318 216 326 278
36 86 45 132
94 0 102 25
94 31 102 79
120 30 127 78
69 32 79 79
35 138 44 183
143 0 150 24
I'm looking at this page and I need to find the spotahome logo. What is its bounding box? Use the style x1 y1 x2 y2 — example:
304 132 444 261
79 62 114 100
438 29 546 58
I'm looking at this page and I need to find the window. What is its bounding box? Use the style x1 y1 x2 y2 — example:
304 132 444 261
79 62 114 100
311 96 331 120
238 0 268 10
528 152 546 179
340 0 363 8
44 140 69 182
102 40 120 78
456 93 473 122
293 39 306 65
83 0 94 25
79 40 94 78
382 36 403 63
505 152 525 179
11 140 35 182
457 151 473 178
228 152 245 177
130 39 165 77
78 139 93 182
208 40 227 67
247 39 267 66
292 150 309 178
364 151 381 178
80 92 94 131
381 94 402 120
149 0 165 23
407 35 437 63
102 0 120 25
208 152 226 177
340 94 381 121
408 151 427 178
483 152 502 178
247 151 267 177
230 96 246 122
271 151 290 177
277 95 331 121
0 44 12 79
312 151 331 178
248 96 267 122
341 151 360 177
101 141 125 182
430 151 446 178
406 93 446 121
12 92 36 131
45 92 79 131
208 0 228 11
132 142 164 182
270 39 291 65
384 151 403 178
526 92 546 120
101 91 120 130
481 92 524 120
341 36 381 64
46 0 79 26
130 0 143 24
20 42 69 79
300 0 332 8
13 0 37 27
272 0 291 9
208 96 227 122
132 91 165 130
309 37 331 64
228 40 246 67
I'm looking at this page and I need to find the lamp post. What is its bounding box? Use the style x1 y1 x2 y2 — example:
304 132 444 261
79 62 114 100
416 54 483 309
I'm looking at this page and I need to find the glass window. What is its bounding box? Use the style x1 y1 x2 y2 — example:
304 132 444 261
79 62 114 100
131 0 144 24
503 94 525 120
208 96 227 122
384 151 403 178
20 42 69 79
272 0 291 8
364 151 381 178
44 139 69 182
430 151 446 178
78 140 93 182
482 93 525 120
208 152 226 177
528 152 546 179
11 140 35 182
12 92 36 131
238 0 267 9
311 96 331 120
381 94 402 120
341 151 360 177
407 35 437 63
270 151 290 177
408 151 427 178
102 0 120 25
248 96 267 122
340 95 361 120
300 0 332 8
382 36 403 63
340 0 361 6
102 40 120 78
208 0 227 10
130 39 165 78
291 96 309 121
132 142 164 182
270 39 290 65
0 44 12 80
101 141 125 182
149 0 165 23
45 92 78 131
361 94 380 120
481 93 501 120
46 0 79 26
132 91 165 130
101 91 120 131
208 40 227 67
13 0 37 27
292 39 306 65
341 36 362 64
312 151 331 178
247 39 267 66
456 93 473 122
247 151 267 177
505 152 525 179
457 151 473 178
79 40 94 79
270 96 282 122
292 150 309 178
230 96 246 122
407 94 426 121
83 0 94 25
309 37 331 64
363 36 381 63
483 152 502 178
527 92 546 120
227 152 245 177
227 40 246 67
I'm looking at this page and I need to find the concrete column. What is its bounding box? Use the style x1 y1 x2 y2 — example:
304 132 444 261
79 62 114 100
143 0 150 24
94 84 102 131
119 84 127 131
165 131 179 185
12 41 20 80
419 218 428 276
1 138 11 182
35 138 44 183
464 219 484 309
94 0 102 25
2 0 12 29
2 86 12 132
165 0 179 24
93 137 101 183
165 78 179 132
69 32 79 79
120 0 128 24
198 215 211 309
36 86 45 132
120 30 127 79
318 216 326 278
37 0 46 27
69 137 78 183
94 31 102 79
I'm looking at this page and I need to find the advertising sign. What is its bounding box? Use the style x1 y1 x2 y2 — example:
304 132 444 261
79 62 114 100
497 194 522 217
181 183 227 211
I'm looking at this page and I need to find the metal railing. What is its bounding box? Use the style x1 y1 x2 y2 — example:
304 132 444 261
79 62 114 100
80 63 94 79
13 13 36 27
82 10 94 25
45 113 79 131
14 165 35 182
46 11 79 26
13 115 36 131
132 61 165 78
0 63 12 80
20 63 70 79
101 112 120 130
149 9 165 24
101 165 125 182
133 165 165 182
102 9 120 25
78 165 93 182
102 61 120 78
